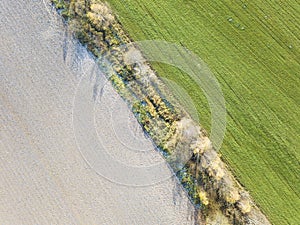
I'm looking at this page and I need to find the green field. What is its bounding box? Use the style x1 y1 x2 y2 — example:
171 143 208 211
105 0 300 224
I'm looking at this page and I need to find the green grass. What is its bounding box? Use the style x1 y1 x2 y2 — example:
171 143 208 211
105 0 300 224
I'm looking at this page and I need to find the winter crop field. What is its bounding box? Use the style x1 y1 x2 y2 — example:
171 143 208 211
106 0 300 224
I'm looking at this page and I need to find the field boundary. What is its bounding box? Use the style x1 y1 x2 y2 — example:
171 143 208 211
51 1 271 224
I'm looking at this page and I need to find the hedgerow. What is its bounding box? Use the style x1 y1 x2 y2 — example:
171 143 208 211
51 1 270 224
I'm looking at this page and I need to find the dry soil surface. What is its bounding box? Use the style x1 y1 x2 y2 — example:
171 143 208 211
0 0 195 224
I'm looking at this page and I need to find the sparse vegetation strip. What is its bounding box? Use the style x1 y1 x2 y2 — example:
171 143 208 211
51 1 271 224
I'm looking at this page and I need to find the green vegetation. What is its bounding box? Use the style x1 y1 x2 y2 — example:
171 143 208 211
51 0 299 224
52 1 263 223
99 1 299 224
